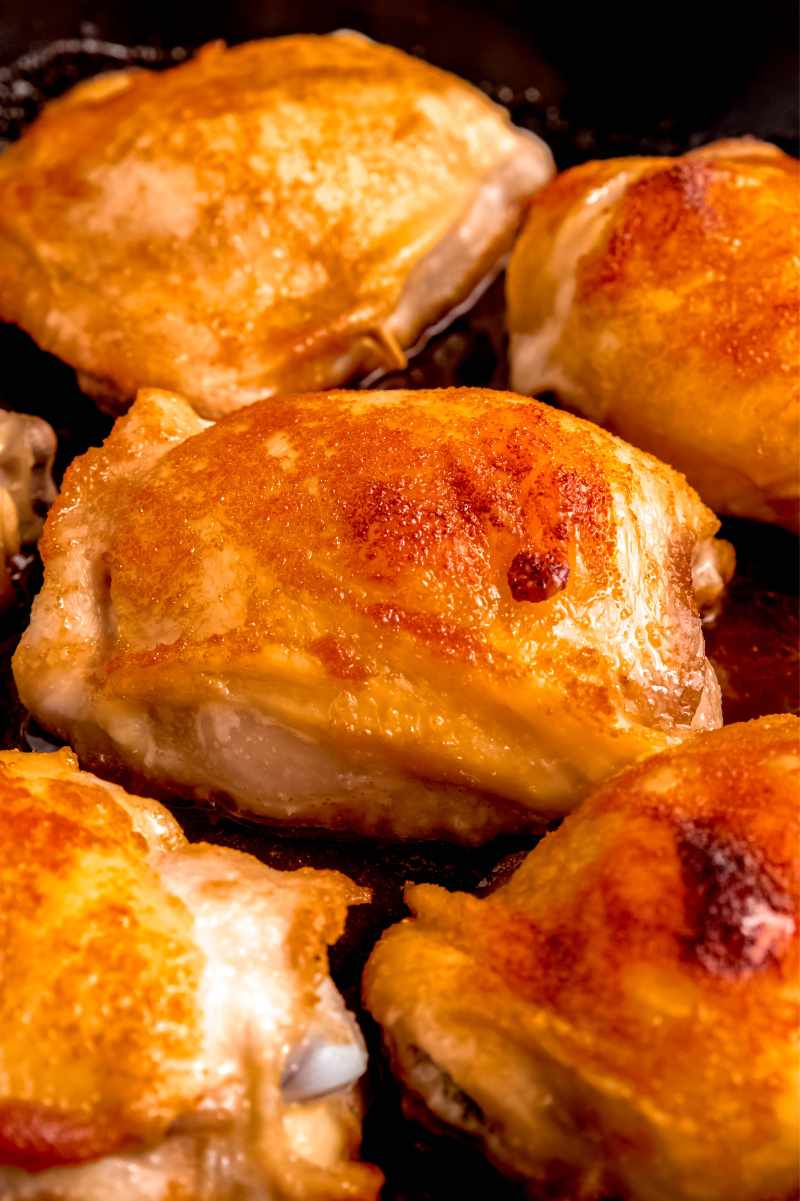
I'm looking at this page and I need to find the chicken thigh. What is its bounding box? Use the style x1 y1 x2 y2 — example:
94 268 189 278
0 748 379 1201
15 386 727 841
0 34 552 419
507 139 800 529
364 714 800 1201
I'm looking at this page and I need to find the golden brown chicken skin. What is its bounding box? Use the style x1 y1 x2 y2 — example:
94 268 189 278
0 748 379 1201
0 34 552 419
364 714 800 1201
15 386 726 841
507 139 800 529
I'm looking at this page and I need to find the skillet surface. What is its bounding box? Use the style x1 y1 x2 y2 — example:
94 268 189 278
0 14 798 1199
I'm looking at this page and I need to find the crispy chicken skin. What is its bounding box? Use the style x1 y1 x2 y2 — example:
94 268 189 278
15 386 725 841
0 748 379 1201
507 139 800 530
364 715 800 1201
0 34 552 419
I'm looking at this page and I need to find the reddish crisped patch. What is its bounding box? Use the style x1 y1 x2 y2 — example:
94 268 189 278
548 464 611 542
0 1100 125 1172
330 401 613 610
478 905 591 1010
575 147 800 379
310 634 370 683
346 476 483 579
677 818 796 978
580 161 718 297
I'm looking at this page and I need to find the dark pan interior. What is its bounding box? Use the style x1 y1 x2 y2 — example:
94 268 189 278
0 7 798 1199
2 2 799 162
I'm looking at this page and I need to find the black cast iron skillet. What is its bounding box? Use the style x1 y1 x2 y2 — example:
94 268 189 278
0 6 798 1199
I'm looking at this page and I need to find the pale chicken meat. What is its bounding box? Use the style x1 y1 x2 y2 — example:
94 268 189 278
0 748 379 1201
507 139 800 529
15 386 727 841
0 33 552 419
364 715 800 1201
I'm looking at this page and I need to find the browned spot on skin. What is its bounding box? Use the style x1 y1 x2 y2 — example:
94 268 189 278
310 634 369 683
677 818 796 978
0 1100 126 1172
549 464 611 542
507 550 569 603
579 161 717 299
572 148 800 379
347 479 480 567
